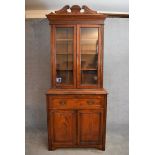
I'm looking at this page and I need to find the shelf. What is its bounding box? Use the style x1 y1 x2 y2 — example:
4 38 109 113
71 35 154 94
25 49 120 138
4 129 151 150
81 39 98 41
56 83 73 86
56 39 73 41
81 50 97 51
56 69 73 71
81 53 97 55
80 39 98 43
81 83 97 86
56 53 73 55
81 68 97 71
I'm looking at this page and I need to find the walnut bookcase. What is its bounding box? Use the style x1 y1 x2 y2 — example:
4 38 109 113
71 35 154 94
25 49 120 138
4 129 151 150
46 5 108 150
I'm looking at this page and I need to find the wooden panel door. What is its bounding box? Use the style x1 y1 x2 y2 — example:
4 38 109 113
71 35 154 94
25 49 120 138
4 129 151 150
52 25 77 88
77 110 103 145
77 25 102 88
50 110 76 145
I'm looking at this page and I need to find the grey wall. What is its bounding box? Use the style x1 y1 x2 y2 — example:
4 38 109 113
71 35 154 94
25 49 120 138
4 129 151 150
104 18 129 126
25 19 50 129
25 18 129 131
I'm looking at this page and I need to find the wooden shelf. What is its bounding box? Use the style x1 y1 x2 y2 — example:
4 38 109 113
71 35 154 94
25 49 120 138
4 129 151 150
81 41 98 44
81 68 97 71
81 50 97 52
56 39 73 41
81 53 97 55
56 53 73 55
56 83 73 86
81 39 98 41
56 52 97 55
56 69 73 71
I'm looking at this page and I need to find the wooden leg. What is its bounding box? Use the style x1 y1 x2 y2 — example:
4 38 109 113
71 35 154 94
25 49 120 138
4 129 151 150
48 146 56 151
98 145 105 151
101 146 105 151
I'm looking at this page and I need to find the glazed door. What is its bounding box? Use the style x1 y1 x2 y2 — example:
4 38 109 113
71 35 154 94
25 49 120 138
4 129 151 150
77 110 103 145
77 25 101 88
50 110 76 145
52 25 76 88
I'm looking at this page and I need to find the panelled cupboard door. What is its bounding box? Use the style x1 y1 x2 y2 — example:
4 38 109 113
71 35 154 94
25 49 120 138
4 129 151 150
77 25 102 88
77 110 103 145
52 25 77 88
50 110 76 145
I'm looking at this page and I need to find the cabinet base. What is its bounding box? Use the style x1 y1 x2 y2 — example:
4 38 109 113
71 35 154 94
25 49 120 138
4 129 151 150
48 145 105 151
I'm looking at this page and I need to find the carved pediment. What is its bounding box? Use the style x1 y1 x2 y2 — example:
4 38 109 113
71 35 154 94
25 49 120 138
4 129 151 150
82 5 97 14
46 5 107 24
55 5 70 14
49 5 98 15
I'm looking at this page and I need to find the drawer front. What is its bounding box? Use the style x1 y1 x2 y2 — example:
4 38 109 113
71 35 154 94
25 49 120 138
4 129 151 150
77 99 103 109
49 98 77 109
47 95 105 109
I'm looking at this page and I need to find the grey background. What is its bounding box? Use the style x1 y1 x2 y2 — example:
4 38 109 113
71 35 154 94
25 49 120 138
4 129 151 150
26 18 129 155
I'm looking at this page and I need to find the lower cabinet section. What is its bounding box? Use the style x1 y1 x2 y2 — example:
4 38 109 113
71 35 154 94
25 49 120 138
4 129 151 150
47 94 107 150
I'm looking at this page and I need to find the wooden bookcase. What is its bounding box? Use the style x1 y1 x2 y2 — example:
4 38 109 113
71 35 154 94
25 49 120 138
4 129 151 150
46 5 108 150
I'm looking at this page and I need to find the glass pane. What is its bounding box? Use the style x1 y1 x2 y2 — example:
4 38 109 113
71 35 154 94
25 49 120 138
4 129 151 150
81 70 98 84
80 28 98 85
56 28 74 85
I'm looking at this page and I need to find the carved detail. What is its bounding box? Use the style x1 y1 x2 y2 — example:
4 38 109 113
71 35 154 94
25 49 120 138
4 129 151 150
82 5 97 14
70 5 81 13
55 5 70 14
50 5 98 15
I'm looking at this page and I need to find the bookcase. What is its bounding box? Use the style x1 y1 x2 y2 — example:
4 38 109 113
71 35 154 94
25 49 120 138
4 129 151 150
46 5 108 150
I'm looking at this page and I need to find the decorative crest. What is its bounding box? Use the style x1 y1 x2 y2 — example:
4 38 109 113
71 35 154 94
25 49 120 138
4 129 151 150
55 5 70 14
49 5 98 14
82 5 97 14
70 5 81 13
46 5 107 24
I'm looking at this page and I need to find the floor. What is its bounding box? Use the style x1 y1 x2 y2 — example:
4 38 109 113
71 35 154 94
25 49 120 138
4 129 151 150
26 124 128 155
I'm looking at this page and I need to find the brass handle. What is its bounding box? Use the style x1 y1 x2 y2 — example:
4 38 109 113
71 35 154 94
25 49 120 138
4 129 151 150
87 100 94 105
60 101 66 105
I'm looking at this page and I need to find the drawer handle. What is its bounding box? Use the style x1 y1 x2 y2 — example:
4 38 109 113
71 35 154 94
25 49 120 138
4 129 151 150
87 100 94 105
60 101 66 105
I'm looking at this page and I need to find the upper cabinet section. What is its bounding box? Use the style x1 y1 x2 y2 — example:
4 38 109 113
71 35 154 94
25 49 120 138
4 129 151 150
46 5 106 89
46 5 107 25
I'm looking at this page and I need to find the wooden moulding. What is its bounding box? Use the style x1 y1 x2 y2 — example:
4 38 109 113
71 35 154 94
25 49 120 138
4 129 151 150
105 13 129 18
46 89 108 95
46 5 107 24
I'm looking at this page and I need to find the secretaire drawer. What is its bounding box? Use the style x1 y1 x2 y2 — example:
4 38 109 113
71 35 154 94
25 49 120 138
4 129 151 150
47 95 105 109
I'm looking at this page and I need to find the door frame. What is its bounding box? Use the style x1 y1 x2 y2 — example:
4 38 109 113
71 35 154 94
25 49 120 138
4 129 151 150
77 25 102 88
51 25 77 88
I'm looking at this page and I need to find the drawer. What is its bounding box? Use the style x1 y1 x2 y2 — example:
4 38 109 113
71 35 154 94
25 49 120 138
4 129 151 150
77 99 103 109
48 96 104 109
49 98 77 109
